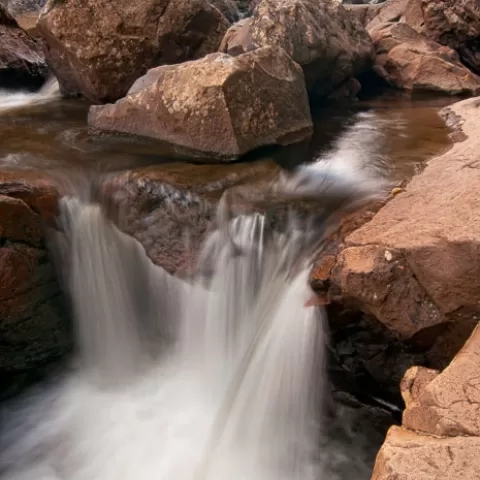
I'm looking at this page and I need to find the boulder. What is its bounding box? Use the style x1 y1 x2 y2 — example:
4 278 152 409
0 4 46 88
37 0 230 103
368 22 480 95
372 426 480 480
372 325 480 480
0 171 70 377
312 96 480 369
344 3 382 26
211 0 240 22
88 47 313 162
367 0 480 76
219 0 375 99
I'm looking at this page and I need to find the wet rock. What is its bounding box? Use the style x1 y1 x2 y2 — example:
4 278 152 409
219 0 375 99
88 47 312 162
37 0 230 103
211 0 240 22
368 22 480 95
0 171 70 375
0 4 46 88
344 4 381 26
311 96 480 369
372 426 480 480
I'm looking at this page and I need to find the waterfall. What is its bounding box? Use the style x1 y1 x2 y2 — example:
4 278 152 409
0 114 389 479
0 77 60 112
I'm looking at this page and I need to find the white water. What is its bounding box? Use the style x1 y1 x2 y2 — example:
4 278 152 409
0 77 60 112
0 114 389 480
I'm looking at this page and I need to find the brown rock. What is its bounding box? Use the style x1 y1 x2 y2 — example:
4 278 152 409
400 365 439 407
219 0 375 98
37 0 230 103
403 324 480 437
0 171 69 373
319 96 480 364
0 4 46 88
372 426 480 480
88 47 313 162
211 0 240 22
369 22 480 95
344 3 382 26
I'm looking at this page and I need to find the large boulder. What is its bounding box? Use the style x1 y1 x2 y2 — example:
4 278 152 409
0 171 70 382
369 22 480 95
37 0 230 103
367 0 480 76
372 324 480 480
219 0 375 99
88 47 313 162
312 96 480 369
0 4 46 88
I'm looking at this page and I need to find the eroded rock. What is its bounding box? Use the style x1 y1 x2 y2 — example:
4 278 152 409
219 0 375 99
37 0 230 103
88 47 313 162
0 4 46 88
368 22 480 95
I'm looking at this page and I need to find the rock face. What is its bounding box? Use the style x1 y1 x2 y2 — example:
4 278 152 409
369 22 480 95
0 4 46 88
372 325 480 480
0 172 70 378
219 0 375 99
343 3 381 26
367 0 480 77
37 0 230 103
312 96 480 369
88 47 313 162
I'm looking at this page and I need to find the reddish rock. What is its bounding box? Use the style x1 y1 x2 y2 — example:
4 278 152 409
344 3 382 26
368 22 480 95
0 4 46 88
37 0 230 103
219 0 375 99
88 47 312 161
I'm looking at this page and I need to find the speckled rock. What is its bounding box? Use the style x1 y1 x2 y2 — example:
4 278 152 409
219 0 375 99
37 0 230 103
88 46 313 162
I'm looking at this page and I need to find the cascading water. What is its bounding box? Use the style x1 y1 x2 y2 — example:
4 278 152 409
0 77 60 112
0 113 390 480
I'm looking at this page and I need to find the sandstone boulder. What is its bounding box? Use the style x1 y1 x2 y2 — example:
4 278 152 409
219 0 375 99
368 22 480 95
88 47 313 162
0 171 70 377
312 96 480 368
37 0 230 103
372 426 480 480
0 4 46 88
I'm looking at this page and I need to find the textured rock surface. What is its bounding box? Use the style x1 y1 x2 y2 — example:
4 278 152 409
312 96 480 368
344 3 381 25
368 22 480 94
89 47 312 161
0 171 69 374
219 0 374 98
0 4 46 88
37 0 230 103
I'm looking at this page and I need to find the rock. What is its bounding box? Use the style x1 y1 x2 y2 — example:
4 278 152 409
367 0 480 76
372 426 480 480
0 4 46 88
400 365 439 407
37 0 230 103
421 0 480 75
219 0 375 99
211 0 240 22
0 171 70 375
344 3 382 26
403 324 480 437
368 22 480 95
88 47 313 162
312 96 480 368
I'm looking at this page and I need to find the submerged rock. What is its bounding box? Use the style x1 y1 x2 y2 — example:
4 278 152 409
312 96 480 369
372 325 480 480
0 171 70 376
0 4 46 88
219 0 375 99
368 22 480 95
88 47 313 162
37 0 230 103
